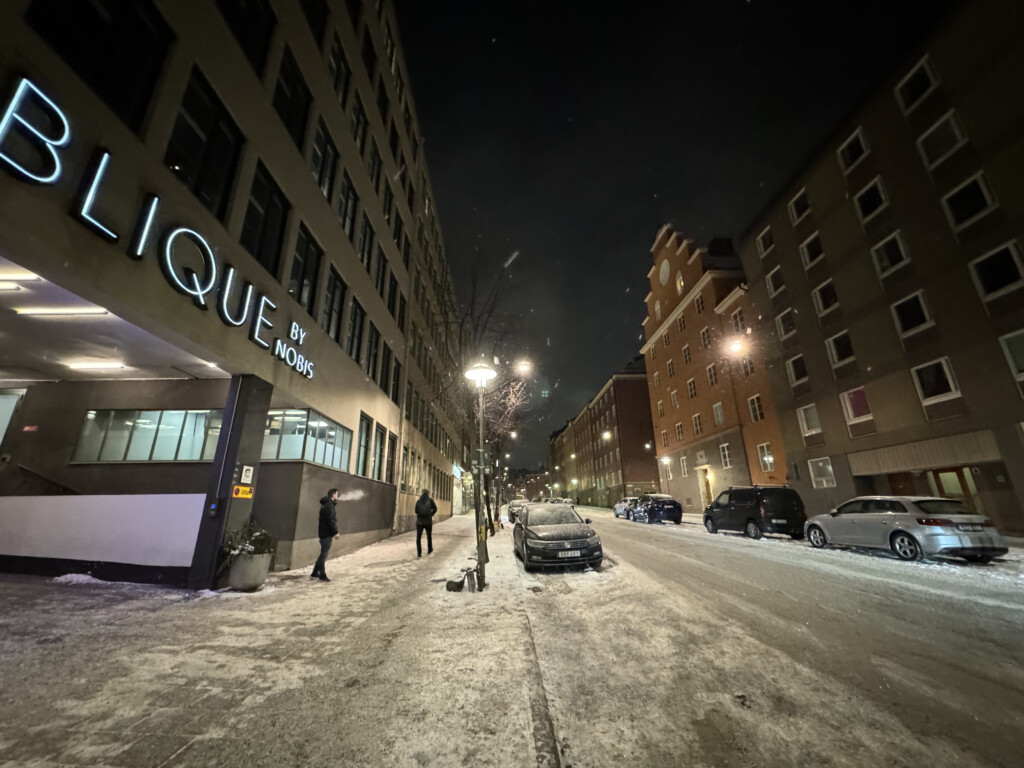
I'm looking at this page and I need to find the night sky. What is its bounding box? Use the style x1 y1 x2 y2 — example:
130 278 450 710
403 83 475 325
394 0 956 468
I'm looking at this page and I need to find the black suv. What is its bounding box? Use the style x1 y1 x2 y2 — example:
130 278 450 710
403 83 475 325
703 486 806 539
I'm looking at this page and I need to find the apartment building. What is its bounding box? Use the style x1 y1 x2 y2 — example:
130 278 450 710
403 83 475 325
737 0 1024 533
549 357 660 507
0 0 464 585
641 231 787 510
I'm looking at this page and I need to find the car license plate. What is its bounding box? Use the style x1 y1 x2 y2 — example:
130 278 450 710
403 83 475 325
557 550 580 558
772 519 787 524
957 524 983 532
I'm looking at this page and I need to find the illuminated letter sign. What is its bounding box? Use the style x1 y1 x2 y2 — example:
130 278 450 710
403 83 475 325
75 150 119 241
161 228 218 309
0 78 71 184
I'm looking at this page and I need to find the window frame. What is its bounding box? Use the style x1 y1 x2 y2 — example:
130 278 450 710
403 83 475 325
969 240 1024 302
766 265 785 298
890 289 934 339
719 443 732 469
942 172 997 232
911 356 961 406
799 231 825 270
786 354 809 387
854 176 889 225
825 330 856 369
917 109 967 170
998 329 1024 385
691 413 703 436
894 56 938 115
687 378 697 399
837 127 869 175
775 308 797 341
839 386 873 425
797 403 821 437
811 278 840 318
788 188 810 226
808 457 837 489
748 394 764 422
756 226 774 258
871 230 911 280
757 443 774 472
706 363 718 387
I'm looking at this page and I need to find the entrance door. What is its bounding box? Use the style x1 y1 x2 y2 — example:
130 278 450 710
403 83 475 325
926 467 984 514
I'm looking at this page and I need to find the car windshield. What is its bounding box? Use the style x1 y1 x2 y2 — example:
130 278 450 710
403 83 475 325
915 499 977 516
528 507 582 526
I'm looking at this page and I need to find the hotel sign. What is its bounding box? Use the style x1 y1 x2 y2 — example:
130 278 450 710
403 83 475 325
0 77 315 379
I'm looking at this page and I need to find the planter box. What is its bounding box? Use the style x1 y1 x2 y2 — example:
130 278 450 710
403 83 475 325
227 553 271 592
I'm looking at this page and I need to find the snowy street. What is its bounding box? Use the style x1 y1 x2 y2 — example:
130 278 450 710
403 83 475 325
1 507 1023 767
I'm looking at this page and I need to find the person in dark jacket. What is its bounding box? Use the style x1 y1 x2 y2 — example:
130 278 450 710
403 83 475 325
414 488 437 557
311 488 339 581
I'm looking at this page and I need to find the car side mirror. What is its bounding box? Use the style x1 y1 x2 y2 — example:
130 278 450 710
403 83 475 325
830 510 839 517
584 518 592 524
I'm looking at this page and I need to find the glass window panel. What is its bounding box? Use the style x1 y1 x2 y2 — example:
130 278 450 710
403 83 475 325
73 409 112 462
99 410 137 461
201 411 223 460
262 410 284 459
125 410 161 460
336 426 353 472
278 409 308 459
150 410 184 460
177 410 209 460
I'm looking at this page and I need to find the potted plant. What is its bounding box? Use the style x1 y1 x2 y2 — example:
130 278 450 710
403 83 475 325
220 518 276 592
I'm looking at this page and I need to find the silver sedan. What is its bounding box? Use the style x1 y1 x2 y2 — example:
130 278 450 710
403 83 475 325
805 496 1008 563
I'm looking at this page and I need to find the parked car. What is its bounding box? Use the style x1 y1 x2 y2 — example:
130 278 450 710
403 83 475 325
632 494 683 524
513 503 603 571
703 486 806 539
613 497 638 519
805 496 1009 563
508 501 527 523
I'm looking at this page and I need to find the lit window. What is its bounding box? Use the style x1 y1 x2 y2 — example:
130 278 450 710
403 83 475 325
943 173 997 231
757 227 774 258
797 404 822 437
839 387 873 425
808 457 837 488
757 443 774 472
917 110 967 169
800 232 825 270
891 291 933 338
911 357 961 405
855 176 888 224
969 241 1024 301
895 56 937 114
871 231 910 279
837 128 868 174
72 408 224 463
788 189 810 225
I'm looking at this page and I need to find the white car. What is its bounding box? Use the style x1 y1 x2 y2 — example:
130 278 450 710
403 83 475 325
613 497 638 518
805 496 1008 563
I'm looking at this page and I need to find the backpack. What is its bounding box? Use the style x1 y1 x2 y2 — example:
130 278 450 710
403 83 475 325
415 496 433 517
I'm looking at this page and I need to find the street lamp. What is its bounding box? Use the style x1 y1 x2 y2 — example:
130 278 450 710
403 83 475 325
516 359 533 376
464 358 497 589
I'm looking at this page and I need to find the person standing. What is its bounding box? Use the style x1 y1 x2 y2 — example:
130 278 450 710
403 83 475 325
311 488 339 581
415 488 437 557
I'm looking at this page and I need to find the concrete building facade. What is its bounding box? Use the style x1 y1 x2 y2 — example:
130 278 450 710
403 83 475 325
641 230 788 511
549 357 661 508
736 0 1024 533
0 0 465 585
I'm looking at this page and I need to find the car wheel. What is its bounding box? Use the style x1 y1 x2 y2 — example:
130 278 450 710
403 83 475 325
807 525 827 548
673 518 681 525
628 510 633 521
891 531 923 561
964 555 993 564
705 517 717 534
745 520 763 540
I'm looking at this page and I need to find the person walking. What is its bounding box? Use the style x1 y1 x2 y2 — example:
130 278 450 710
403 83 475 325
311 488 339 581
415 488 437 558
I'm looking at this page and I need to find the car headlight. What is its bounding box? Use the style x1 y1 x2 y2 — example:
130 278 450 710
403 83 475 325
586 535 600 546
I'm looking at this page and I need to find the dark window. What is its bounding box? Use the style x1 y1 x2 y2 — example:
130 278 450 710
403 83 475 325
298 0 328 45
310 120 338 201
327 35 354 110
829 332 855 364
397 293 407 332
788 355 808 383
361 30 377 78
357 213 375 270
874 233 908 275
382 182 394 222
367 141 383 192
386 432 397 484
790 190 810 222
893 294 929 334
374 247 388 297
973 245 1023 297
407 182 416 211
393 211 404 245
164 69 243 221
216 0 275 74
402 236 411 267
380 344 393 394
856 180 885 220
345 0 363 27
945 177 992 226
322 267 347 343
288 224 322 316
897 62 934 112
272 48 311 150
346 299 366 362
389 122 400 158
372 424 386 481
365 322 380 380
240 162 290 276
376 79 390 120
411 133 419 161
350 94 368 153
814 281 839 314
387 273 398 316
337 171 358 240
838 130 866 171
356 413 372 477
26 0 172 131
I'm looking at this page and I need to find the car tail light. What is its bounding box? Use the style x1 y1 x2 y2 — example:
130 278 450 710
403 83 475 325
759 505 767 519
916 518 954 527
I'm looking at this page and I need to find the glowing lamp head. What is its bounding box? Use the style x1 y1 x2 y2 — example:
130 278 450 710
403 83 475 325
464 361 497 386
602 430 612 441
515 359 533 375
660 456 671 465
729 340 743 354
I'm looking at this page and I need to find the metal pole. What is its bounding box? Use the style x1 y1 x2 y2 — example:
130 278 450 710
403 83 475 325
476 385 488 589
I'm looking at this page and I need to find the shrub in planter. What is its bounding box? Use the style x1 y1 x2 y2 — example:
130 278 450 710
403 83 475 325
220 518 276 592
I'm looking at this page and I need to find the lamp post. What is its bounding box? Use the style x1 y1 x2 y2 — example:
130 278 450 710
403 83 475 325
465 359 497 589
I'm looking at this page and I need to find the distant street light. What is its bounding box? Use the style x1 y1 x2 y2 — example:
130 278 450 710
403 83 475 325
516 359 533 375
505 453 510 459
510 431 518 439
602 430 612 441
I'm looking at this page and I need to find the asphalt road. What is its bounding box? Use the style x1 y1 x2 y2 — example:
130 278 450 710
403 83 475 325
559 507 1024 767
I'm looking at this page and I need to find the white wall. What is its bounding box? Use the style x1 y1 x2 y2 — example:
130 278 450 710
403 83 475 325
0 494 205 566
